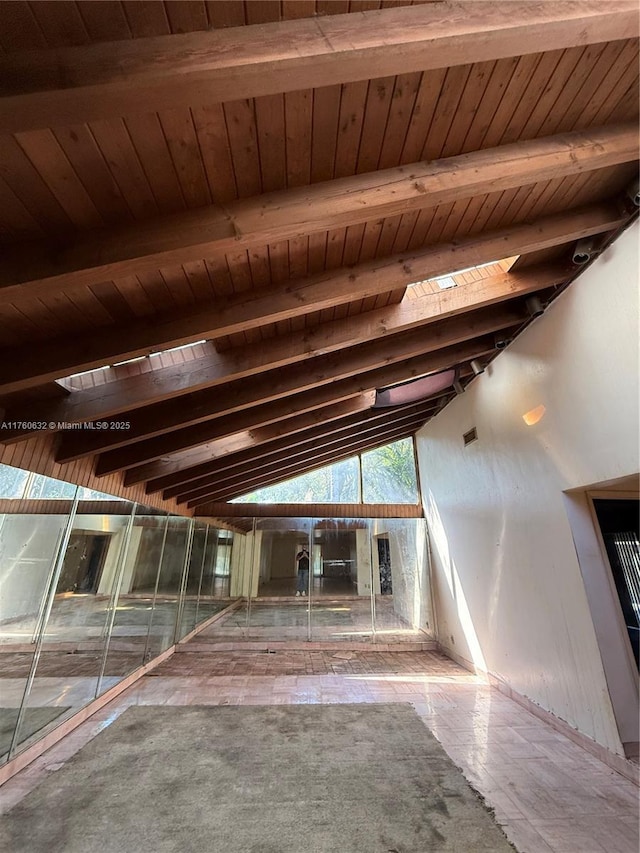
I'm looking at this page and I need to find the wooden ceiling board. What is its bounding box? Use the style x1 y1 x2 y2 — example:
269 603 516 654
0 0 636 503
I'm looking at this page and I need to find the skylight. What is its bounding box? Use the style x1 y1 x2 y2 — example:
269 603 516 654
62 340 208 382
409 257 518 291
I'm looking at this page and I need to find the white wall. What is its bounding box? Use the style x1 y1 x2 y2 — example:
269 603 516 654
415 221 639 755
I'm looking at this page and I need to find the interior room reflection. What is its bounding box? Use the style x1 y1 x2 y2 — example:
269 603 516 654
0 465 235 765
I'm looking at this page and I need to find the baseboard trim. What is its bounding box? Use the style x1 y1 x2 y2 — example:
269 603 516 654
437 642 640 787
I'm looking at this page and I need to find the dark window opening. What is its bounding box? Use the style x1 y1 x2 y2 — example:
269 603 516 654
593 499 640 668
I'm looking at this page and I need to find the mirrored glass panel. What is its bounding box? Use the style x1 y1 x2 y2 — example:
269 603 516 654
370 518 433 642
100 506 167 686
16 497 137 749
177 520 206 640
311 518 374 642
144 516 190 662
0 498 75 763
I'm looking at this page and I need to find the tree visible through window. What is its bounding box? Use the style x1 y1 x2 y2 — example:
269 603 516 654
233 438 418 504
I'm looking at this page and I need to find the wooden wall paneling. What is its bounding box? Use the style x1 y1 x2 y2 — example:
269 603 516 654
157 265 197 309
311 86 341 185
400 67 448 164
53 124 133 225
441 61 496 159
285 89 313 188
388 210 422 255
158 107 211 209
88 280 135 324
121 1 171 38
423 64 473 161
245 0 281 25
205 257 235 298
518 47 587 141
223 98 262 198
422 202 458 247
205 1 246 29
533 42 611 137
587 50 640 126
0 177 43 242
605 82 640 125
0 2 47 51
405 207 438 252
0 432 185 513
356 75 396 174
36 290 100 337
377 71 422 169
124 112 186 215
432 197 474 246
282 0 318 19
76 1 133 42
87 118 160 219
3 295 61 341
111 274 155 318
0 135 73 236
254 94 286 193
316 2 350 17
182 260 215 302
192 103 238 205
29 1 90 47
459 56 520 155
479 53 544 150
164 1 209 34
374 214 403 258
0 303 39 346
14 129 104 229
498 50 566 146
553 40 635 133
135 269 178 311
357 217 386 263
334 81 368 178
479 186 528 234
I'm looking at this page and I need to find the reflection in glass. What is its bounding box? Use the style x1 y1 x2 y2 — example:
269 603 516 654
144 516 190 662
361 438 419 504
0 499 76 762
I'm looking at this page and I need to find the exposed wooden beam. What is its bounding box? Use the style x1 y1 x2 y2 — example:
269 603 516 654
92 336 496 476
0 262 567 439
194 503 424 519
177 406 436 505
0 202 621 394
1 127 636 302
189 422 426 506
1 2 635 133
129 395 377 490
160 400 441 499
55 303 523 463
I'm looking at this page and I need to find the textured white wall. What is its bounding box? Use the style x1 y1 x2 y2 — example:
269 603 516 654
415 221 639 754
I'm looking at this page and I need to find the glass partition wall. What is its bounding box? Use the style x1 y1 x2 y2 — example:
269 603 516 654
0 454 431 765
201 516 432 646
0 466 236 766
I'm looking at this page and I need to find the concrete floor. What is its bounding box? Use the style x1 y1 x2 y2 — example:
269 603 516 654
1 645 637 853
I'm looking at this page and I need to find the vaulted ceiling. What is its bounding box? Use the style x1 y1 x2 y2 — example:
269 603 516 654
0 0 638 514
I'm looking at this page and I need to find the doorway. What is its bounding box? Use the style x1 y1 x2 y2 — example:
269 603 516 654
592 499 640 668
57 533 111 595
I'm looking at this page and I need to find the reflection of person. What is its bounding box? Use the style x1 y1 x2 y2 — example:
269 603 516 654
295 546 310 597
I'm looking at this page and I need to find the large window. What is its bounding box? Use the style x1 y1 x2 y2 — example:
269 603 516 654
234 438 419 504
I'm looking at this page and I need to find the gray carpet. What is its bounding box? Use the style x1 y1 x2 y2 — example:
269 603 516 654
0 706 71 758
1 704 516 853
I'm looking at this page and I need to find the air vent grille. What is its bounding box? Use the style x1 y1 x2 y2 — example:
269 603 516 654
463 427 478 446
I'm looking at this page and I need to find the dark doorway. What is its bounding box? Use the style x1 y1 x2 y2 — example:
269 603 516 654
592 499 640 668
57 533 111 595
377 537 392 595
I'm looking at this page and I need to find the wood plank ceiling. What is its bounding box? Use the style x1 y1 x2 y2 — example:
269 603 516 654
0 0 637 514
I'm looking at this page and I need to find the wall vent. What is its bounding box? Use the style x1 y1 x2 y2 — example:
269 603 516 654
463 427 478 446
